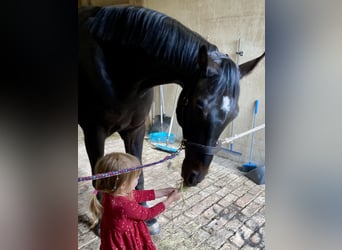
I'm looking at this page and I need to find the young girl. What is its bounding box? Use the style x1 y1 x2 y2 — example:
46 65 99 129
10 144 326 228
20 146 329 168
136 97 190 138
89 152 181 250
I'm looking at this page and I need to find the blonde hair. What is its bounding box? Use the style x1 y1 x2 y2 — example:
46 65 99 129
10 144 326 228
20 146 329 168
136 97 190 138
89 152 141 228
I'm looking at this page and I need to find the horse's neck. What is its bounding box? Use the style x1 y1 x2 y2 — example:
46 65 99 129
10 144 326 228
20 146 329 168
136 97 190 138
101 45 201 91
134 57 199 90
139 70 197 90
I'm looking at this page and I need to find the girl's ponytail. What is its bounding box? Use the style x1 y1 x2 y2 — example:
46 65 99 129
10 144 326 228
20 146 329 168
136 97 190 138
89 191 102 229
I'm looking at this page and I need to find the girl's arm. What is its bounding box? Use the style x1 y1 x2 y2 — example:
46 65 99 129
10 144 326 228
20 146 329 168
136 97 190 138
133 190 156 203
133 188 176 202
125 190 181 221
124 200 165 221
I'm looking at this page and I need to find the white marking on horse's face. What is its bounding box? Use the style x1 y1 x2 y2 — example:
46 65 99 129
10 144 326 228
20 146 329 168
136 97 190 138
221 96 230 113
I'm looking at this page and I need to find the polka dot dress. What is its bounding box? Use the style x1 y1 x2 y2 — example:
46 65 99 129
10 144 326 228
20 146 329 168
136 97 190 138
100 190 165 250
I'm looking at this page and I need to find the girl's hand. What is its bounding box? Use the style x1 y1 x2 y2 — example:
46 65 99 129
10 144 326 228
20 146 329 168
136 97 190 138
155 187 176 198
164 187 176 196
168 189 181 202
163 189 181 208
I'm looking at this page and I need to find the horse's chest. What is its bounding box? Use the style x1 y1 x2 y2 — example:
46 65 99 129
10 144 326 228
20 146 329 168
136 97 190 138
103 94 152 132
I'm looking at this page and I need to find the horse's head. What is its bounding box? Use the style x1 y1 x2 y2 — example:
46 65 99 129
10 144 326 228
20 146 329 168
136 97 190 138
177 45 264 186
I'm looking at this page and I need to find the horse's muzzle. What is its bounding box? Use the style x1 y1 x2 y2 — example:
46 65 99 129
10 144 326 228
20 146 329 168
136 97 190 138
183 170 203 186
181 160 209 187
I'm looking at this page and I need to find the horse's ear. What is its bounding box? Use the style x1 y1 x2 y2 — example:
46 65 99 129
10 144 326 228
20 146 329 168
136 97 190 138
198 45 208 73
239 52 265 79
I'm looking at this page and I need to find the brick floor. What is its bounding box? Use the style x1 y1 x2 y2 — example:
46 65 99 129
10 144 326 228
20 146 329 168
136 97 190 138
78 130 265 249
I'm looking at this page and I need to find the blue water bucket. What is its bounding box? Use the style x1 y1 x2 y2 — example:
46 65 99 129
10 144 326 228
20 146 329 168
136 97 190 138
149 132 175 143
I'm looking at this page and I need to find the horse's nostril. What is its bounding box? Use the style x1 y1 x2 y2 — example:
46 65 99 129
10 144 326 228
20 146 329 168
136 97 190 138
187 175 194 186
187 171 199 186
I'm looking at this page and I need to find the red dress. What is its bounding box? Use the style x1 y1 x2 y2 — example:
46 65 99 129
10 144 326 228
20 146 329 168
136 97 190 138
100 190 165 250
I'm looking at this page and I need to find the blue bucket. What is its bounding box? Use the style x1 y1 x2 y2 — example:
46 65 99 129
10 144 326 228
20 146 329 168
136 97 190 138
149 132 175 143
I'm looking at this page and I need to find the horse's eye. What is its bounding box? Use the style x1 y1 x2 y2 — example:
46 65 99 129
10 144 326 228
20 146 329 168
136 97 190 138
196 100 205 109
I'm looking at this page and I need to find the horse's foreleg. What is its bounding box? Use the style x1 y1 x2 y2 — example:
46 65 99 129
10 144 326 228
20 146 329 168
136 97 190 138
83 126 106 188
120 122 160 234
119 123 145 190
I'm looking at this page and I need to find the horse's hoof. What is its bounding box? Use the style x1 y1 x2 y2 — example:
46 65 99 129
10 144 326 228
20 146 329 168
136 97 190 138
147 221 160 235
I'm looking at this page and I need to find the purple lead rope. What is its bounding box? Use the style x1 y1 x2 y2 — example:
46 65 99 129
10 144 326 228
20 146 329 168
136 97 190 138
78 153 178 183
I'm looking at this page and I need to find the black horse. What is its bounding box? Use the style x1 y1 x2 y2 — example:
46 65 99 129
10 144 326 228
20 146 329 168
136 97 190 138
79 5 264 232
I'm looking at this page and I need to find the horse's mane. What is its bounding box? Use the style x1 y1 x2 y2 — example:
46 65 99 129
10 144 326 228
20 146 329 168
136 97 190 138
219 58 240 98
89 6 217 71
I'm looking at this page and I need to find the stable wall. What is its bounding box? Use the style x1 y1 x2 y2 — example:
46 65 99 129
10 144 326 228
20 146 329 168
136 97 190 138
78 0 265 165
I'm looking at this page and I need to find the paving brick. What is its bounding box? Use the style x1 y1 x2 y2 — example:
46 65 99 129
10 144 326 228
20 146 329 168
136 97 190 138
204 227 235 249
258 205 265 216
243 179 257 188
218 203 241 221
199 213 215 225
198 244 220 250
241 245 262 250
218 193 239 207
248 230 265 248
253 193 265 205
191 228 212 246
184 204 206 218
157 229 186 248
216 186 234 197
181 185 202 199
227 176 246 190
200 193 223 210
229 232 245 248
224 218 244 234
235 193 256 208
155 214 169 224
202 216 228 233
213 172 236 184
166 214 191 231
247 185 263 196
79 237 101 250
227 173 240 180
227 225 254 249
184 195 220 217
78 232 99 249
199 184 222 198
183 219 202 235
219 242 239 250
197 244 217 250
202 203 224 220
185 193 205 206
78 223 91 236
241 201 262 217
244 214 265 231
232 184 251 197
233 211 250 226
237 225 255 245
208 167 228 179
170 200 189 213
171 243 193 250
